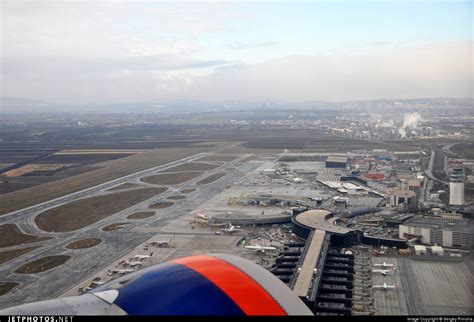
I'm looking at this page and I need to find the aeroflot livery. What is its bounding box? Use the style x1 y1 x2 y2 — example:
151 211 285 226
0 254 313 316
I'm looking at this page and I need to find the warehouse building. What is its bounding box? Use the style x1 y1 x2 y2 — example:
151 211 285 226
325 156 348 169
399 217 473 249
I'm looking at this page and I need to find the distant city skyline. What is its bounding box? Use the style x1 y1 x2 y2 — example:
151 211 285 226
1 0 473 105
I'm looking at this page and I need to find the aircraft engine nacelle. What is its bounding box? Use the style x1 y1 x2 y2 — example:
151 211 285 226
0 254 313 316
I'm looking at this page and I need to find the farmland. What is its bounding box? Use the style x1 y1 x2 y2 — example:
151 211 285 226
0 165 102 195
3 164 73 177
0 148 145 195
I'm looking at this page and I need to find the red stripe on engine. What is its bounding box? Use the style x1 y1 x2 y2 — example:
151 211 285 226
172 255 286 316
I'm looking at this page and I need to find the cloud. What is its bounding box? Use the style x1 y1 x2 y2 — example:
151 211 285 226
188 41 473 102
0 1 240 103
227 42 277 50
1 1 472 104
2 41 472 104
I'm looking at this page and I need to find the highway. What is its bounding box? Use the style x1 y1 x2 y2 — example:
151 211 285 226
424 149 448 185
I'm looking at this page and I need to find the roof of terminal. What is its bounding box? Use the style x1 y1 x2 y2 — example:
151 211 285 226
293 230 326 298
326 156 348 163
294 209 352 235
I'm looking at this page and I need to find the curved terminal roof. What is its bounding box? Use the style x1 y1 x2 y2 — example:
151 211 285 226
293 209 352 235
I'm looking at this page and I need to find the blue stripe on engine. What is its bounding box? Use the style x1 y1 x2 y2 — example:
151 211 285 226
114 263 245 315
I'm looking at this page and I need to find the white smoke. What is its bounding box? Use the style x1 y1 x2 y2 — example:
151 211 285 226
402 112 423 129
398 128 407 138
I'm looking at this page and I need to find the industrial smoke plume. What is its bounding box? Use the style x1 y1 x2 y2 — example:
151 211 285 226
402 112 423 129
398 112 423 138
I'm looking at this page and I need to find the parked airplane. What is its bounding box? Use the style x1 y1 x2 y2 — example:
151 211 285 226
91 281 105 286
124 260 145 267
149 240 171 247
107 268 135 276
221 224 243 234
1 254 313 315
371 267 395 275
373 282 399 290
373 261 397 268
132 255 151 260
244 245 277 252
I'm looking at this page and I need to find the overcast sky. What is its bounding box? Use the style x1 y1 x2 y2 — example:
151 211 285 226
1 0 473 104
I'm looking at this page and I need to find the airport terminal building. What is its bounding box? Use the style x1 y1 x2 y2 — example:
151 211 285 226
276 209 359 315
291 209 360 247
